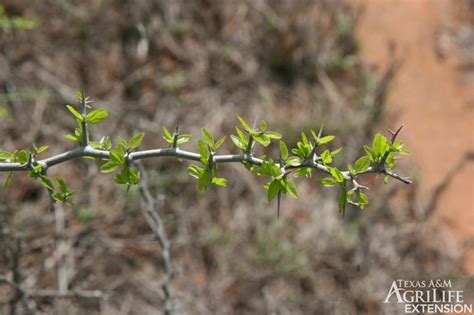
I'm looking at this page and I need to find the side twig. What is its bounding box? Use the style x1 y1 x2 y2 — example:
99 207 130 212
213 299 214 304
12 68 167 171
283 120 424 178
137 162 174 315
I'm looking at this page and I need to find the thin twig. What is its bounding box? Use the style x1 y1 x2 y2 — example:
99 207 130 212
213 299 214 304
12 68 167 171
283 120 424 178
137 162 174 315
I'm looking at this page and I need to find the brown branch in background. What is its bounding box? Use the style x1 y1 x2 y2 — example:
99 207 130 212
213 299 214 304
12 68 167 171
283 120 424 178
424 151 474 219
53 202 69 313
137 162 174 315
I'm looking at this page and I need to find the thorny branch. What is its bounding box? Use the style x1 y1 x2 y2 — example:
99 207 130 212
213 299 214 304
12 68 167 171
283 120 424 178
0 144 411 184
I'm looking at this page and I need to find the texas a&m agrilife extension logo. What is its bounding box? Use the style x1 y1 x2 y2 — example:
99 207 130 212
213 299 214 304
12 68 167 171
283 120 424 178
383 279 472 314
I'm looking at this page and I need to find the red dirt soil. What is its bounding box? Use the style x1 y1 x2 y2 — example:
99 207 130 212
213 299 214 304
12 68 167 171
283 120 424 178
351 0 474 273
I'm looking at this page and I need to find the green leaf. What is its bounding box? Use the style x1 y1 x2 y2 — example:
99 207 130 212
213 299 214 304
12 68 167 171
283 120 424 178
354 156 371 173
235 127 248 144
329 167 345 183
372 133 388 158
66 105 83 121
211 177 227 186
55 176 68 193
364 145 375 162
252 133 271 147
259 120 267 131
177 134 192 145
214 136 226 150
197 140 209 164
34 145 48 154
187 165 201 179
286 156 301 167
319 177 336 187
347 163 355 175
128 132 145 149
295 167 312 178
279 141 288 160
162 126 173 143
284 178 299 199
237 116 251 132
201 128 214 147
39 175 54 191
128 168 140 185
264 131 282 139
267 180 280 201
0 150 12 161
301 132 309 145
338 186 347 216
100 161 119 173
318 135 335 145
18 150 29 165
231 135 245 150
109 150 125 165
331 147 342 156
321 150 332 165
65 134 78 142
357 192 369 204
86 109 108 124
198 169 212 192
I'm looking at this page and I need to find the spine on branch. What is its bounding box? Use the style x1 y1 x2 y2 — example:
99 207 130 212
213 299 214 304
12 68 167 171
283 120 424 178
0 92 412 216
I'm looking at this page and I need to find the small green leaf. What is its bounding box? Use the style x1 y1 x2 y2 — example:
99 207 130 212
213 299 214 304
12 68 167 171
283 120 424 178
264 131 282 139
329 167 345 183
321 150 332 165
347 163 355 175
0 150 12 161
197 140 209 164
66 105 83 121
331 147 342 156
231 135 245 150
372 133 388 158
319 177 336 187
109 150 125 165
177 134 192 145
338 186 347 216
55 176 68 193
86 109 108 124
357 192 369 204
18 150 29 165
65 134 78 142
201 128 214 147
39 175 54 191
211 177 227 187
301 132 309 145
187 164 203 179
162 126 173 143
198 169 212 192
34 145 49 154
259 120 267 131
253 133 271 147
237 116 251 132
267 180 280 201
214 136 226 150
101 161 119 173
286 156 301 167
235 127 248 144
128 132 145 149
284 178 299 199
318 135 335 145
279 141 288 160
354 156 371 173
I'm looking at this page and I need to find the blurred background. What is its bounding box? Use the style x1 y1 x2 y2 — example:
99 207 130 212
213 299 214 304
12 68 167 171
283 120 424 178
0 0 472 314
